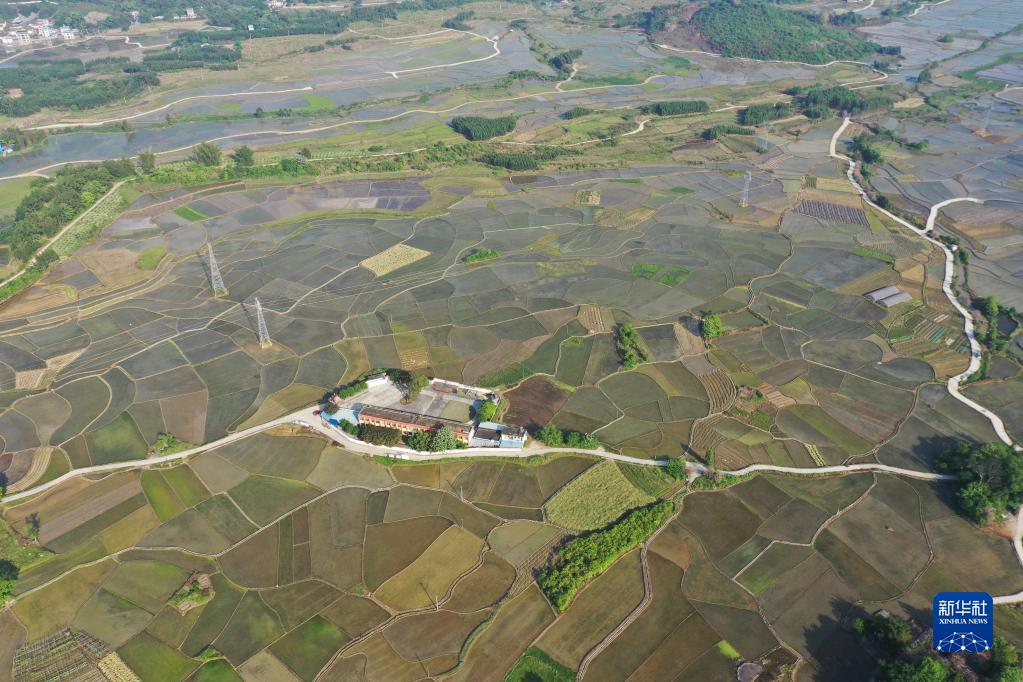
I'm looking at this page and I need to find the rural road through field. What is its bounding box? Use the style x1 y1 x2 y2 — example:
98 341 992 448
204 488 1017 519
829 117 1015 448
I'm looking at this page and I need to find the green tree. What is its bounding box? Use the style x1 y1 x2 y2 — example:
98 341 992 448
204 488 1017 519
0 559 17 602
404 430 431 451
536 422 564 447
706 449 716 469
701 314 724 339
190 142 222 167
982 296 1000 321
232 145 255 167
429 426 460 452
299 147 313 159
936 442 1023 523
666 458 686 480
867 614 912 653
393 370 430 402
25 513 40 542
476 400 498 422
137 149 156 173
879 657 951 682
357 424 402 446
992 636 1023 681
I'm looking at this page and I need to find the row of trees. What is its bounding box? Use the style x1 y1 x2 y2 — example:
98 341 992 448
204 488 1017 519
449 116 518 140
404 426 464 452
639 100 709 116
476 152 540 171
561 107 594 119
463 248 500 264
441 10 475 31
336 419 465 452
739 102 791 126
701 124 755 140
615 322 650 369
2 160 135 262
538 500 674 610
787 84 894 120
534 423 599 449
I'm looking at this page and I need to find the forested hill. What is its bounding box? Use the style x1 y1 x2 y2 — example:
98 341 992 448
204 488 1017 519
692 0 880 64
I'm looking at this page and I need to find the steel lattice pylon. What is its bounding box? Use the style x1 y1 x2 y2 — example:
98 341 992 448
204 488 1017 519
207 243 226 295
255 297 271 348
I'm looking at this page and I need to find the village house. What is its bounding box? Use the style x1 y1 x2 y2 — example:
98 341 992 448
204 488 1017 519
357 405 473 443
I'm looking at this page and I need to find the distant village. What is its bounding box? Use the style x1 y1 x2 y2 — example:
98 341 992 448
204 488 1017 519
0 16 76 47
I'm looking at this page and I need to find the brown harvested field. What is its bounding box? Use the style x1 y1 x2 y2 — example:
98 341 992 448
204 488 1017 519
13 560 116 639
263 580 340 631
361 243 429 276
534 456 598 498
320 595 390 639
0 611 27 681
675 319 705 356
626 612 722 680
692 601 778 661
220 524 281 588
325 633 422 682
238 651 303 682
584 553 693 681
374 525 485 610
487 465 545 508
363 516 451 590
4 471 137 536
383 609 491 661
451 585 555 682
769 567 859 660
37 478 144 546
504 376 570 431
757 498 831 543
390 461 470 492
444 551 516 612
489 521 563 566
579 304 605 332
382 485 444 523
826 493 929 590
188 451 249 493
160 391 208 445
649 521 695 569
538 550 645 669
676 493 760 561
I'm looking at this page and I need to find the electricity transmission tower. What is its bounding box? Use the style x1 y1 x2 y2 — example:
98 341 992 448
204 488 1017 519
980 104 992 135
207 243 226 295
740 171 751 208
254 297 271 348
758 124 772 153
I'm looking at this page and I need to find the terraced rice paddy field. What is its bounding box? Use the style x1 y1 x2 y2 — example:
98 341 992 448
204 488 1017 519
0 128 983 493
4 428 1021 680
1 0 1022 677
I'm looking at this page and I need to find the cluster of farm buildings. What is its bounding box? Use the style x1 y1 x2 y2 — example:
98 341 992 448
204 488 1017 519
321 373 528 450
0 17 76 47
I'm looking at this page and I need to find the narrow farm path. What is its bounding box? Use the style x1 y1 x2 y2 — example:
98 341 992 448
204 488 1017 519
0 180 128 289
